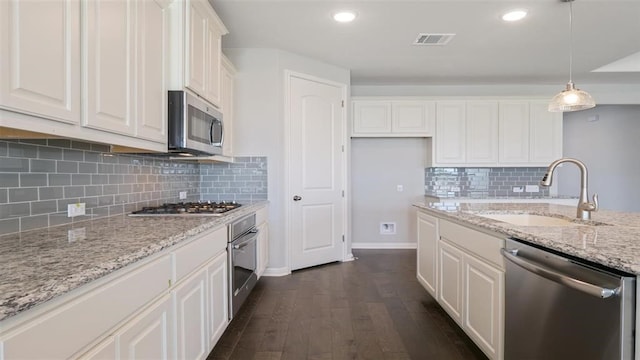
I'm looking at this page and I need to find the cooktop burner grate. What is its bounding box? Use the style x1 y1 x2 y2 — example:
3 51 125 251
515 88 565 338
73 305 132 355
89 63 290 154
129 201 242 216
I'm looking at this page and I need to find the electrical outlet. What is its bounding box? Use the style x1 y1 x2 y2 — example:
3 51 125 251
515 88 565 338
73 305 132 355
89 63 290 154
525 185 540 193
513 186 524 193
380 222 396 235
179 191 187 200
67 203 86 217
396 185 403 192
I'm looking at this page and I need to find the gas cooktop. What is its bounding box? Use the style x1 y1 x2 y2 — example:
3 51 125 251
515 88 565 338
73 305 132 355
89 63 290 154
129 201 242 217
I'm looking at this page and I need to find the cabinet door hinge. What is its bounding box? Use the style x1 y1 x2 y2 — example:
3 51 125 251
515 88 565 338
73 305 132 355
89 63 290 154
341 100 345 108
342 190 345 197
342 235 345 242
342 145 345 152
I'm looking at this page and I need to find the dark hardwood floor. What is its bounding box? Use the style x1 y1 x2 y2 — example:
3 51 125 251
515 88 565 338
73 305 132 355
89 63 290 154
208 249 488 360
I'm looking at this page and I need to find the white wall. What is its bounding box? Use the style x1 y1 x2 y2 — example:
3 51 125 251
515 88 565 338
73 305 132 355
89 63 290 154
352 84 640 104
558 105 640 212
351 138 426 248
225 48 350 272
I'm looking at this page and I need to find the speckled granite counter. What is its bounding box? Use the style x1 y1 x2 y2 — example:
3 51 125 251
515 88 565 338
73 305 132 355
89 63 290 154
414 200 640 275
0 201 267 322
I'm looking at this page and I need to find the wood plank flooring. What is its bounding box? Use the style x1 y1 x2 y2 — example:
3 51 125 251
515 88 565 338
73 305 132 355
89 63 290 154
208 249 488 360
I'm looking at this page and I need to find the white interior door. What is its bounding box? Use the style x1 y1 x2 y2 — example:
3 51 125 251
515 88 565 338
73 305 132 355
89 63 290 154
287 72 345 271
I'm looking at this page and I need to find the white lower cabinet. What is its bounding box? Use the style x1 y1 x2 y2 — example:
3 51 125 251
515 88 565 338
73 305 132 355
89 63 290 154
78 337 116 360
256 206 269 278
174 267 209 360
116 295 173 360
256 221 269 278
438 240 464 326
463 254 503 360
418 213 505 360
206 251 229 350
416 211 438 298
0 225 231 360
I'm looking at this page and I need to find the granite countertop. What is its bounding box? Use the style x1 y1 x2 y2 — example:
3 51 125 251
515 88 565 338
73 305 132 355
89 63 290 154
0 201 267 322
413 200 640 275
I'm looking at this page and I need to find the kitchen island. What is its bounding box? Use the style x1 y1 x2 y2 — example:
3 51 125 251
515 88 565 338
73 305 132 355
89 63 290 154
414 199 640 360
414 200 640 274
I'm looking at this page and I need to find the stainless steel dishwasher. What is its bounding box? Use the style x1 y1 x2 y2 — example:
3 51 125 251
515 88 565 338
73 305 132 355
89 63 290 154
502 238 635 360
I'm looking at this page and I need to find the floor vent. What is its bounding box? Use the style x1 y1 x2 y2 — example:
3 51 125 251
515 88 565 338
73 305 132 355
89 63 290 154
413 33 455 46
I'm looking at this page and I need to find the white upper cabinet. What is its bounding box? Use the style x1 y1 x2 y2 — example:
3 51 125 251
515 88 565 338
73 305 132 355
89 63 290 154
392 101 436 135
435 101 466 164
186 0 208 97
352 99 435 136
466 101 499 164
204 15 223 105
0 0 81 124
352 100 392 134
529 101 563 165
498 101 530 164
83 0 170 143
171 0 228 108
220 55 235 158
136 0 171 143
435 100 498 166
83 0 136 136
0 0 170 151
427 98 562 167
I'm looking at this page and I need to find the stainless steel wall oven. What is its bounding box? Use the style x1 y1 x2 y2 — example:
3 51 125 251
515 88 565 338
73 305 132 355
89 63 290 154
228 213 258 319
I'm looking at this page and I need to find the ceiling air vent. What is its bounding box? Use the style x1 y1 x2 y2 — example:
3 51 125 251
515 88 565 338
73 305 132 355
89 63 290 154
413 33 455 46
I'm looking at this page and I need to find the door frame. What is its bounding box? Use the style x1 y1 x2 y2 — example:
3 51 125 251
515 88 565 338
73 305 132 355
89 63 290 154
283 70 351 273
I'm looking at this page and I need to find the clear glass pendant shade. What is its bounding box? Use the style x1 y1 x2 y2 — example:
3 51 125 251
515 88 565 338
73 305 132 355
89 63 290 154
548 82 596 112
548 0 595 113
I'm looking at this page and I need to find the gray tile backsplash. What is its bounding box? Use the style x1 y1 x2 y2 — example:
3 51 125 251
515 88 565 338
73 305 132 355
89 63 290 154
425 167 550 198
0 139 268 235
199 157 268 202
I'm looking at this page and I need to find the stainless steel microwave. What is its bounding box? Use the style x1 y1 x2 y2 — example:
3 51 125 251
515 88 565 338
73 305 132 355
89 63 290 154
168 91 223 156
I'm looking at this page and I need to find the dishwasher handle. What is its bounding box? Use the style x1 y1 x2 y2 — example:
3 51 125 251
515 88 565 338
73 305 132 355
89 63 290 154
501 248 618 299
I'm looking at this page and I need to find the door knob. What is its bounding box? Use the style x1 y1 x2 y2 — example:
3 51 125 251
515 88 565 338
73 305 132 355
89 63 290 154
293 195 302 201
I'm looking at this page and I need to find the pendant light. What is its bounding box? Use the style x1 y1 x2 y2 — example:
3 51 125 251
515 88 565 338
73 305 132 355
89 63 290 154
548 0 595 112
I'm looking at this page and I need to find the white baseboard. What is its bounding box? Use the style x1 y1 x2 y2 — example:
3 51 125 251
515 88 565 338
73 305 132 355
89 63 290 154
343 253 356 262
261 266 291 277
351 242 417 249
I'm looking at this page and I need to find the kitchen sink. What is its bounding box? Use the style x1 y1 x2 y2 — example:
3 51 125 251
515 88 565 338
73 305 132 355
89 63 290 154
477 213 580 226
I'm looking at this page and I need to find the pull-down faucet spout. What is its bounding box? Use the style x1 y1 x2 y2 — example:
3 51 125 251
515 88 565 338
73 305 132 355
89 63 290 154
540 158 599 220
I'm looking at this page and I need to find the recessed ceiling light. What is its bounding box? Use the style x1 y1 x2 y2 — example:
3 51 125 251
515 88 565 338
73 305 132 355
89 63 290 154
502 10 527 22
333 11 357 23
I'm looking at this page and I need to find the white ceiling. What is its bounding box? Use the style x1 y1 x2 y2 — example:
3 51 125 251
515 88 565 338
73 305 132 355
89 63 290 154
210 0 640 86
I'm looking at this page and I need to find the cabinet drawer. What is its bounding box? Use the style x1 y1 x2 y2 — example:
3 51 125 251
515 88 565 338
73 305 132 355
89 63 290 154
173 225 227 282
440 220 504 270
1 255 171 360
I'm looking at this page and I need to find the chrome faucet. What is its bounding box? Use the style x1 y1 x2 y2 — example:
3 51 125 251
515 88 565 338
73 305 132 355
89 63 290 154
540 158 599 220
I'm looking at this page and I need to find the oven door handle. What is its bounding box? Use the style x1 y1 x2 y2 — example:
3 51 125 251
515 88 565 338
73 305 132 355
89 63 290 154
501 248 618 299
232 231 258 250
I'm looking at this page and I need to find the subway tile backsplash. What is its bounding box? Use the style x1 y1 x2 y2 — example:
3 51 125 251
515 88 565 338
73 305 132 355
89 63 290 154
199 157 268 202
0 139 268 235
425 167 550 198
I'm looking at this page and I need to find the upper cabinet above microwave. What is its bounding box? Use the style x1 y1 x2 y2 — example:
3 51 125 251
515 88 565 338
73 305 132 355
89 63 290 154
168 0 228 109
0 0 229 153
0 0 173 151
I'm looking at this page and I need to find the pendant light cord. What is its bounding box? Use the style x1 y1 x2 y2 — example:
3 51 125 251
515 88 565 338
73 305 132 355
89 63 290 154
568 0 574 84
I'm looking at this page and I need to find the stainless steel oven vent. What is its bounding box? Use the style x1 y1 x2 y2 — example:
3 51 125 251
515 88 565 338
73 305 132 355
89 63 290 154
413 33 455 46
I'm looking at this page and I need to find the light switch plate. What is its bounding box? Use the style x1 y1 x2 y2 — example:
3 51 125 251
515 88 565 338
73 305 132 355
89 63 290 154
525 185 540 193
